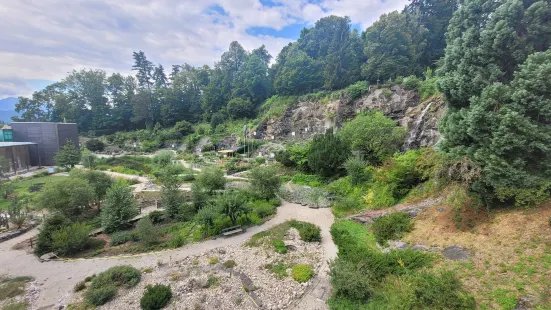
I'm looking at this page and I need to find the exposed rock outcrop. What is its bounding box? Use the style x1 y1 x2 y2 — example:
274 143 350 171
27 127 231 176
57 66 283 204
254 85 444 149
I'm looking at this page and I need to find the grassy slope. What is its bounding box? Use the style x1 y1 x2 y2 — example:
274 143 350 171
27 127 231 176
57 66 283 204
0 175 66 210
404 201 551 309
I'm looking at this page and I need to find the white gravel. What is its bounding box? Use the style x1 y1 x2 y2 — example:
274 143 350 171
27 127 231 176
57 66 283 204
0 202 336 310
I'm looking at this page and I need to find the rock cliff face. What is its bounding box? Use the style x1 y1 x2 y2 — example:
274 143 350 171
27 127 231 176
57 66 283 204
254 85 444 149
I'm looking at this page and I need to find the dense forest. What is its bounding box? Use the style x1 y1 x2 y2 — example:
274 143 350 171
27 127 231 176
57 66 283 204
13 0 457 134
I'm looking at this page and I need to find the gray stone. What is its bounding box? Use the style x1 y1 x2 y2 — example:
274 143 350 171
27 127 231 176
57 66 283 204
514 295 535 310
411 245 430 251
442 245 470 261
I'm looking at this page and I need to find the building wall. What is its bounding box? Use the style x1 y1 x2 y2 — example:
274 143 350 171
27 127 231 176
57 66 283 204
12 123 79 166
0 145 32 173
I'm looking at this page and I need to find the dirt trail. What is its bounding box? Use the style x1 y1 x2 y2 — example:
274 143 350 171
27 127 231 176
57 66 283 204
0 202 335 309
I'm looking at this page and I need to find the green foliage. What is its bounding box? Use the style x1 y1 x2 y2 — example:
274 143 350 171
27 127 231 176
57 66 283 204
38 177 95 218
96 156 153 175
344 158 371 185
110 231 138 246
266 263 288 279
275 143 310 171
214 191 250 225
136 217 160 245
54 142 81 169
345 81 370 101
101 180 138 233
251 200 276 218
51 222 91 255
227 97 253 119
173 120 193 136
85 265 140 306
148 210 165 225
70 169 113 206
439 1 551 208
34 214 71 256
210 112 225 131
290 174 322 187
371 212 413 245
272 239 287 254
340 112 406 165
366 271 476 310
140 284 172 310
194 204 221 235
403 75 421 90
195 167 226 194
152 150 174 168
0 276 34 302
308 130 350 177
249 166 280 200
85 139 105 152
81 150 97 168
291 264 313 283
84 285 117 306
289 220 321 242
74 281 86 292
223 260 237 268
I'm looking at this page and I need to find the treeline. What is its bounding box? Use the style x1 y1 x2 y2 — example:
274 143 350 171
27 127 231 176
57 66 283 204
13 0 458 134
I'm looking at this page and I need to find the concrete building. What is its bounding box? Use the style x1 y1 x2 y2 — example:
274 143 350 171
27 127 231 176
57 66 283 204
0 142 38 173
11 122 79 166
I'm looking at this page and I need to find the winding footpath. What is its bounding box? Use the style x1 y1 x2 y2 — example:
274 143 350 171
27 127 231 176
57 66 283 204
0 202 336 309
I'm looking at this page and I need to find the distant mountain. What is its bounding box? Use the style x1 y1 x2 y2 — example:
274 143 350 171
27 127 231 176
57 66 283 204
0 97 20 123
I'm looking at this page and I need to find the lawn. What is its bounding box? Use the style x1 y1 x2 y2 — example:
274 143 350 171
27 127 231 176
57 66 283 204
0 175 67 210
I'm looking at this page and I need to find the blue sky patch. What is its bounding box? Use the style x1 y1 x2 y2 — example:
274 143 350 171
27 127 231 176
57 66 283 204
246 23 306 39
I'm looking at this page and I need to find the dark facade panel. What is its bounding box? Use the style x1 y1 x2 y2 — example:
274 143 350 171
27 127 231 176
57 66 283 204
11 122 79 166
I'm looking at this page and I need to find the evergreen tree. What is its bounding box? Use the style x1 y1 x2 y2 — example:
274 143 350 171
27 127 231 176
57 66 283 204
308 130 350 177
54 141 81 169
101 180 138 233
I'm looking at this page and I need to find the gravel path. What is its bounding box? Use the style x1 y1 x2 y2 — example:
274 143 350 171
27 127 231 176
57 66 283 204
0 202 336 309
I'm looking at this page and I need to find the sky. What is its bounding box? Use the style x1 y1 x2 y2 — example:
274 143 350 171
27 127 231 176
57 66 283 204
0 0 410 99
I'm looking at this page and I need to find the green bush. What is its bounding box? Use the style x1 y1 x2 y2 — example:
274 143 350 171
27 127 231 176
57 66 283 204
101 179 138 233
291 264 313 283
51 222 91 256
308 130 349 177
252 201 276 218
255 157 266 164
85 285 117 306
148 210 166 224
403 75 421 90
140 284 172 310
345 81 370 101
110 231 138 246
195 167 226 193
371 212 413 245
272 239 287 254
291 174 322 187
366 271 476 310
34 214 71 256
275 144 310 170
85 139 105 152
136 217 160 245
330 258 375 301
289 220 321 242
344 158 371 185
249 166 281 200
89 265 141 290
74 281 86 292
223 260 237 268
152 150 174 168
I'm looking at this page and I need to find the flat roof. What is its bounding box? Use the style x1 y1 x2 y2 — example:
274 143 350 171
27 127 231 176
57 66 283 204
0 142 37 147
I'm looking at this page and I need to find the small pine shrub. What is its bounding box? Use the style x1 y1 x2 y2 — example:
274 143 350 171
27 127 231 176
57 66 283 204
148 211 166 225
371 212 413 246
289 221 322 242
223 260 237 268
209 257 219 265
140 284 172 310
292 264 313 283
208 277 219 287
74 281 86 292
85 285 117 306
110 231 138 246
272 239 287 254
90 265 141 290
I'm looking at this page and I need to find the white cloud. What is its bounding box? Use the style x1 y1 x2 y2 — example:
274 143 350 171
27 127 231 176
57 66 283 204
0 0 409 98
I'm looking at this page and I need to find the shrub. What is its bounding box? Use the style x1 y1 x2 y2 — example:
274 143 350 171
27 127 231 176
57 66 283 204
403 75 421 90
210 112 225 131
289 220 322 242
291 174 322 187
74 281 86 292
89 266 141 291
85 139 105 152
136 217 161 245
272 239 287 254
110 231 138 246
330 258 375 301
252 201 276 218
209 257 219 265
148 211 166 224
152 150 174 168
81 150 97 168
249 166 280 200
51 222 91 256
371 212 413 245
344 158 371 185
101 180 138 233
291 264 313 283
173 120 193 136
195 167 226 193
367 271 476 309
85 285 117 306
255 157 266 164
308 130 349 177
140 284 172 310
223 260 237 268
